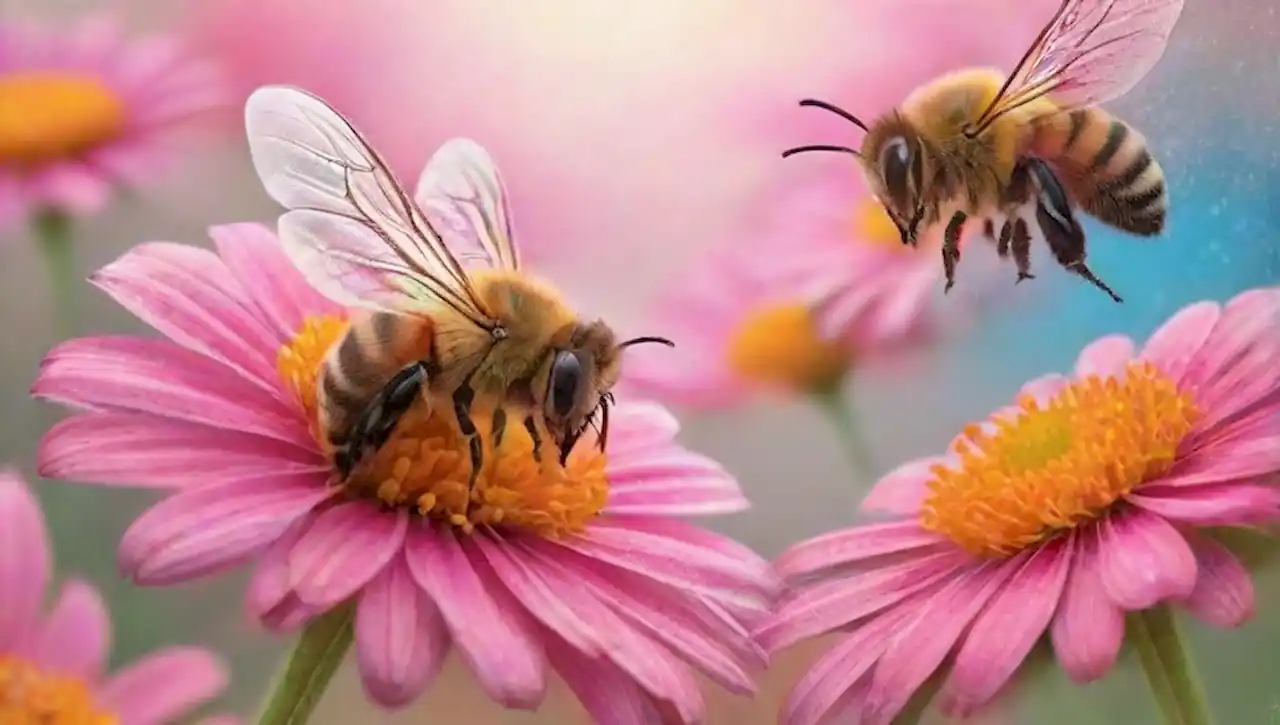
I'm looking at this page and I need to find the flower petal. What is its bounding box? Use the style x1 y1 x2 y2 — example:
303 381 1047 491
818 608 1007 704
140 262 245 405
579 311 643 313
289 502 408 609
775 520 947 579
355 555 449 708
33 336 310 448
246 521 309 621
98 647 227 725
25 579 110 680
939 539 1073 716
1074 335 1135 377
209 223 338 339
860 458 943 515
1181 533 1254 628
1018 373 1069 403
120 475 330 584
546 637 653 725
404 526 546 708
0 471 50 649
1098 512 1197 610
1127 483 1280 526
39 412 325 488
1050 529 1124 683
605 455 745 517
1140 301 1220 382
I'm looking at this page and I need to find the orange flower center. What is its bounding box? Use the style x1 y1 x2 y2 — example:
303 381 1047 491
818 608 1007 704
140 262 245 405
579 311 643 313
0 72 127 168
725 302 851 394
277 315 609 537
0 655 116 725
921 361 1199 558
854 199 907 250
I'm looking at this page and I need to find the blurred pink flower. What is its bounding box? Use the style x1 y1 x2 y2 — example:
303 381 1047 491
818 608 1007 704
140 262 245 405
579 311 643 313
33 224 774 719
0 469 234 724
0 13 226 231
759 287 1280 725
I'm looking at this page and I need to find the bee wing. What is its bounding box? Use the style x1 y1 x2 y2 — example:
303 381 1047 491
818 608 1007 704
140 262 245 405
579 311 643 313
977 0 1184 127
413 138 521 272
245 85 493 327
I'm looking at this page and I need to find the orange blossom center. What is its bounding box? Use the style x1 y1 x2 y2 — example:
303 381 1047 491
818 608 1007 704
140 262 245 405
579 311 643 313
0 654 116 725
0 72 127 168
725 302 852 394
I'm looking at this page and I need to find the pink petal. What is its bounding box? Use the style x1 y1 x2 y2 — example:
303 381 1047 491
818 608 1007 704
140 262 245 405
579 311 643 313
209 223 337 339
120 475 331 584
860 561 1019 725
603 402 680 456
355 555 449 708
546 637 654 725
1174 433 1280 487
939 539 1074 716
1074 335 1136 378
1018 373 1069 403
288 502 408 609
775 520 947 579
29 165 111 215
0 471 51 649
1127 483 1280 526
1180 533 1254 628
1097 512 1197 610
404 526 546 708
605 456 746 517
98 647 227 725
757 550 964 654
782 607 918 725
1050 529 1124 683
33 336 310 449
25 579 110 680
1182 289 1280 398
39 412 325 488
859 458 943 515
90 242 284 393
246 521 309 621
1140 301 1220 382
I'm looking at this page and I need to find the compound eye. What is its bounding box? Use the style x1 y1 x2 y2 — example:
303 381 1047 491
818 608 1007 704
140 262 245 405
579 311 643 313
548 351 583 418
880 136 912 202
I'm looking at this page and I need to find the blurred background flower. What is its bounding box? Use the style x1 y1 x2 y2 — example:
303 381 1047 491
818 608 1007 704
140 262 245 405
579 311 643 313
2 0 1279 723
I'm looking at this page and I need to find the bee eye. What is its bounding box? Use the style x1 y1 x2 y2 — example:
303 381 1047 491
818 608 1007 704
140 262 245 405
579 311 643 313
880 136 913 202
548 351 583 418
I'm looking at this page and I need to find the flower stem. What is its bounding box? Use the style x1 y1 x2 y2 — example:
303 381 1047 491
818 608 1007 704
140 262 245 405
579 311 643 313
254 604 355 725
34 209 79 337
812 388 876 483
1128 605 1217 725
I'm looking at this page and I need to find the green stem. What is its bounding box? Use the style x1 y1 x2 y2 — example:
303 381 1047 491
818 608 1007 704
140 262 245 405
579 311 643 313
813 388 876 483
254 604 355 725
34 209 79 336
1128 605 1217 725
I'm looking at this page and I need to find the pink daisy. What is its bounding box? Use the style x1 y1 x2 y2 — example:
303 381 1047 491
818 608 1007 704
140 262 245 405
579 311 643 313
0 13 226 230
0 469 235 724
760 287 1280 725
32 223 775 720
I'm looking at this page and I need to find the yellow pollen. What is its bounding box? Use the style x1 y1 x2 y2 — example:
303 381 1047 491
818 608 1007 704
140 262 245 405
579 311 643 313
0 73 127 168
278 316 609 537
854 199 905 250
921 361 1199 558
725 302 851 394
0 655 117 725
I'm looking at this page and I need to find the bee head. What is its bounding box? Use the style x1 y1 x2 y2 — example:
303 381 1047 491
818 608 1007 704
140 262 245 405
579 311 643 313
538 321 673 465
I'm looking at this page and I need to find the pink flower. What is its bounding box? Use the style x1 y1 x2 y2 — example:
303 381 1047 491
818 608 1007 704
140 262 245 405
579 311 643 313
760 287 1280 725
33 223 775 720
0 13 226 231
0 469 235 724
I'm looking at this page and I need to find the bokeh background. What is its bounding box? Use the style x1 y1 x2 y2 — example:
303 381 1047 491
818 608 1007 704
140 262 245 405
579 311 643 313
1 0 1278 722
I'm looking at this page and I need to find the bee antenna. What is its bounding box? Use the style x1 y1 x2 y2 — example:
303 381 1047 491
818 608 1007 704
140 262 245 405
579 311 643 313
620 336 675 349
798 98 869 132
781 144 861 159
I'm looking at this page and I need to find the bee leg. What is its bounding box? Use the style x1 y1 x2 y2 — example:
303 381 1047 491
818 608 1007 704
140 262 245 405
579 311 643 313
523 415 544 464
1025 158 1124 303
996 220 1013 259
491 407 508 451
941 210 966 293
338 361 431 481
1011 218 1035 284
452 383 484 513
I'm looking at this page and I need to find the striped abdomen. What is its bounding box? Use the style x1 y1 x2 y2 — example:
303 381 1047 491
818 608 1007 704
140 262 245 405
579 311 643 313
1028 107 1167 236
317 310 436 449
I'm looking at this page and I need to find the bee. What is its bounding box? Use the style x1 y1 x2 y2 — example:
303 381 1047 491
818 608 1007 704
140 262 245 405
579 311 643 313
782 0 1185 303
244 86 673 491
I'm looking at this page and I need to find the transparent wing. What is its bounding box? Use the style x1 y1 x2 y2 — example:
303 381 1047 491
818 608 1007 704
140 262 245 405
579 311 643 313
244 85 493 327
414 138 521 272
975 0 1184 129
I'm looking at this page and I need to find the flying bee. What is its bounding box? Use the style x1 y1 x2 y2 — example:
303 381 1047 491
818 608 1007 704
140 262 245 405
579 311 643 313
243 86 673 492
782 0 1185 303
